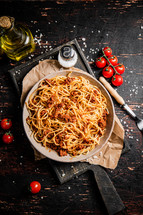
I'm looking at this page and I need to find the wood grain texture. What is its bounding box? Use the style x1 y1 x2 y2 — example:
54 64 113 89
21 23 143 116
0 1 143 215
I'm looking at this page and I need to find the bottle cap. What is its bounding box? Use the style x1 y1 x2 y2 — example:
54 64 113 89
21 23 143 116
0 16 14 29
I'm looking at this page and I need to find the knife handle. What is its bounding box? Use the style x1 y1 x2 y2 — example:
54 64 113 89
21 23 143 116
99 77 125 105
90 165 125 215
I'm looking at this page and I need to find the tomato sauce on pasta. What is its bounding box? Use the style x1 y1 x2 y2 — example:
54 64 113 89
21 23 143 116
26 73 108 157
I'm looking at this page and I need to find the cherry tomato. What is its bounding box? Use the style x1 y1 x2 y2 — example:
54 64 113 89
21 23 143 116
102 66 114 78
2 131 14 144
1 118 12 130
103 47 112 57
114 63 125 75
111 75 123 86
107 55 118 66
29 181 41 194
95 57 106 68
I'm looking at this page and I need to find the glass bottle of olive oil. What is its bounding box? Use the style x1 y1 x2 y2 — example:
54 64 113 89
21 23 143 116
0 16 35 61
0 46 4 60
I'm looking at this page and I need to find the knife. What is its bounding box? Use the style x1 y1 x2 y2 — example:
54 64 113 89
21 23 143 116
49 160 125 215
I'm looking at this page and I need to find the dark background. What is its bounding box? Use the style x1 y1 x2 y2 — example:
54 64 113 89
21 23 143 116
0 1 143 215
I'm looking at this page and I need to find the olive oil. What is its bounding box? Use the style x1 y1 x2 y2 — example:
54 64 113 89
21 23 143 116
0 42 4 59
0 16 35 61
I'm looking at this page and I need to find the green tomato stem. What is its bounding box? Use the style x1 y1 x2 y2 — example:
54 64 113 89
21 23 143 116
102 49 120 75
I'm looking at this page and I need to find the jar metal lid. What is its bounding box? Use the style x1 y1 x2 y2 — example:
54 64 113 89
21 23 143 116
60 45 75 60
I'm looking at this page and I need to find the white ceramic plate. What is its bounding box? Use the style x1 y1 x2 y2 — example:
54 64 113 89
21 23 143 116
23 70 115 162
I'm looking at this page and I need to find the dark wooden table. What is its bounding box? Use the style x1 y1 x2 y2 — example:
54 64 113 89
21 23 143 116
0 1 143 215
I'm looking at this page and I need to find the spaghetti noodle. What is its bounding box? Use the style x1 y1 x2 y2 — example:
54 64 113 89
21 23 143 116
26 73 108 157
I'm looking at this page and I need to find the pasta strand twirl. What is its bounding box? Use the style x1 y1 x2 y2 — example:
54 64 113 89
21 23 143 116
26 73 108 157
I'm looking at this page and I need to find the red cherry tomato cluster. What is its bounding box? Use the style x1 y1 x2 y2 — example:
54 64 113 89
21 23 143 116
0 118 14 144
95 47 125 86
